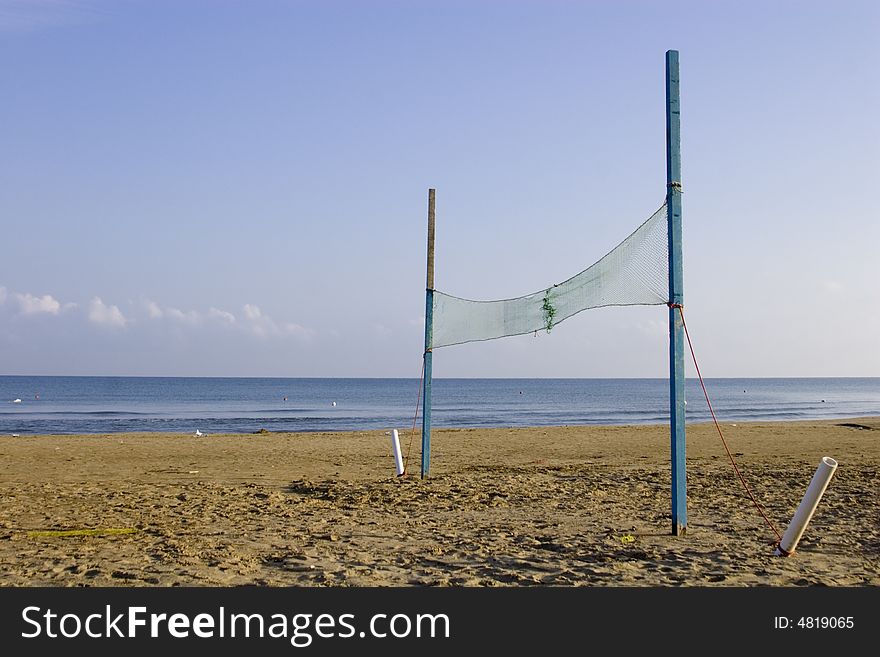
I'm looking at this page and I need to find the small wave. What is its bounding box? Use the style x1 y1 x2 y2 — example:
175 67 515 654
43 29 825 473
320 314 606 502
247 408 316 413
0 410 153 417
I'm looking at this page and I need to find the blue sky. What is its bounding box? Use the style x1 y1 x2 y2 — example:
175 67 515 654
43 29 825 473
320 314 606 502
0 0 877 377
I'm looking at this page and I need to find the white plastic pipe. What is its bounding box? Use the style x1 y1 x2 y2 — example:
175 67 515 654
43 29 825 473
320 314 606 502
390 429 405 476
775 456 838 556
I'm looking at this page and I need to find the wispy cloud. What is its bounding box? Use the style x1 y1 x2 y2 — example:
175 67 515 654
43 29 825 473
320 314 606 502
15 292 61 315
165 307 200 325
242 304 312 339
145 300 164 319
3 284 313 340
208 307 236 323
242 304 262 321
88 296 127 328
146 299 310 338
144 300 237 326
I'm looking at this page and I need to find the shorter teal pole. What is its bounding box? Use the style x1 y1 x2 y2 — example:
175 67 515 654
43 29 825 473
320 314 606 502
421 293 433 478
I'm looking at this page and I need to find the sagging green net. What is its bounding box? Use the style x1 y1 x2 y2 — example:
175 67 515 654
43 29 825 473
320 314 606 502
430 202 669 349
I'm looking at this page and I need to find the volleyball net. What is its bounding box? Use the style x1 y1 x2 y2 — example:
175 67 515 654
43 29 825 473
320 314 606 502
430 202 669 349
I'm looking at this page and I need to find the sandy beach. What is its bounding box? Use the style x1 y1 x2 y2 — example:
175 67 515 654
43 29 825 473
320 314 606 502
0 419 877 587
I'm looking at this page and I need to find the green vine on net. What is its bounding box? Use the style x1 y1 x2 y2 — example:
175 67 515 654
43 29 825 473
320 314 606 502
541 289 557 333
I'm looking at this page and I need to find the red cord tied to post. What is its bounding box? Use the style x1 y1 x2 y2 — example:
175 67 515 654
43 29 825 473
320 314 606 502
670 302 784 545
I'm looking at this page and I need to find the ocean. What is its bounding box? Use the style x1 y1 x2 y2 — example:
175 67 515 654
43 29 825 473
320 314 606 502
1 376 878 436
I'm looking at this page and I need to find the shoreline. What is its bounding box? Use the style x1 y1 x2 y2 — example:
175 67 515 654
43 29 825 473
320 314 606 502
1 417 878 586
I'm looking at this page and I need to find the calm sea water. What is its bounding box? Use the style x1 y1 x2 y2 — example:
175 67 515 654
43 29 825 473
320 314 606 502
0 377 878 435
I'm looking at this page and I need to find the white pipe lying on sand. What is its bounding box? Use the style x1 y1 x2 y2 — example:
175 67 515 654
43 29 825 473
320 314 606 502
775 456 838 556
390 429 405 476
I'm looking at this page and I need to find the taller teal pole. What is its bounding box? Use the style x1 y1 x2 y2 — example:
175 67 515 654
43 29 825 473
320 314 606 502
666 50 687 535
421 188 435 478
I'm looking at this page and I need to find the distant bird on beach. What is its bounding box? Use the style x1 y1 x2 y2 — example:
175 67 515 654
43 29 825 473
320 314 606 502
194 430 203 437
12 399 21 404
331 401 337 407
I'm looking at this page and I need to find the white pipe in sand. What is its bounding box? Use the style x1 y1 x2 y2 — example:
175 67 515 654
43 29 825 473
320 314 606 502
390 429 405 476
775 456 838 556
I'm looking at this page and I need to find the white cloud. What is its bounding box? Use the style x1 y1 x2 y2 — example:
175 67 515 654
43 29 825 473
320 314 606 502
145 300 164 319
6 285 311 341
146 302 237 326
15 292 60 315
145 300 238 326
242 304 273 337
242 303 312 339
147 301 235 326
242 304 262 321
208 307 236 323
281 322 312 338
88 297 127 328
165 307 200 325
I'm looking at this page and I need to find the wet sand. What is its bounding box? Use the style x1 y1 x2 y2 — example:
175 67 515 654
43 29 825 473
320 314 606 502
0 419 877 586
